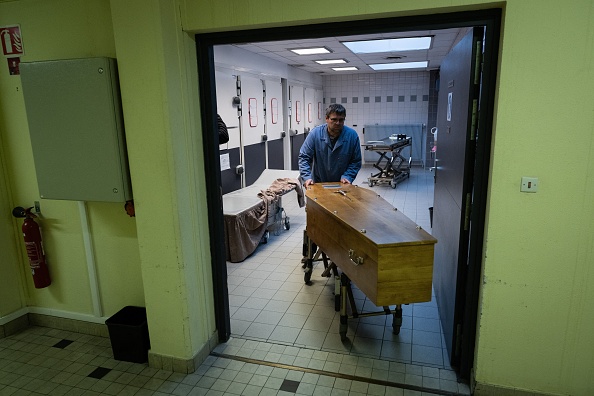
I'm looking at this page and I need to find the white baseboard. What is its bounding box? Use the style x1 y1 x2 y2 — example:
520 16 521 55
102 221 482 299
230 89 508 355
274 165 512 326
0 308 29 325
0 306 108 326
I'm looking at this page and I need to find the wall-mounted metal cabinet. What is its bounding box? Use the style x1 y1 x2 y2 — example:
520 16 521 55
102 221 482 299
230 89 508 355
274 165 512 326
20 57 132 202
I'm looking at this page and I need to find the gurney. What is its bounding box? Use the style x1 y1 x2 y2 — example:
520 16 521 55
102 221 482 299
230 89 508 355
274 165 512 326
302 183 436 339
363 135 412 188
223 169 303 263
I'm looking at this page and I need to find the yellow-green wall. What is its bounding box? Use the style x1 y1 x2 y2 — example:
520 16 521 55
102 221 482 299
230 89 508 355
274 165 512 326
109 0 216 359
0 2 145 318
0 137 24 319
181 1 594 393
1 0 593 394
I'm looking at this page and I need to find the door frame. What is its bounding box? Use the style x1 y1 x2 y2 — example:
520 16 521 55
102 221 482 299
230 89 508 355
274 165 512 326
195 8 501 380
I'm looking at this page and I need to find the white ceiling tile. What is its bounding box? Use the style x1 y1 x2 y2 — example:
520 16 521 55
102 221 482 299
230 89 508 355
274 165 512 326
227 27 464 75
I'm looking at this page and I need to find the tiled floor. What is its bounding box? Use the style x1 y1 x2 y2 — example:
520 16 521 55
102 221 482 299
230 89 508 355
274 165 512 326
224 166 469 395
0 166 470 395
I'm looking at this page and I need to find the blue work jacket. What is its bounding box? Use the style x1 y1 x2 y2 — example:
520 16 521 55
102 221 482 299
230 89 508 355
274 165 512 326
298 124 362 183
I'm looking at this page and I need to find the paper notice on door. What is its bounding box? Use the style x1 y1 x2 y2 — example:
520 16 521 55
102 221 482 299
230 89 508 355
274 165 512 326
220 153 230 171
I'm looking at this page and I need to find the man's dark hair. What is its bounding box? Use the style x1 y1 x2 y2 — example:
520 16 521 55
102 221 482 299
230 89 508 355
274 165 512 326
326 104 346 118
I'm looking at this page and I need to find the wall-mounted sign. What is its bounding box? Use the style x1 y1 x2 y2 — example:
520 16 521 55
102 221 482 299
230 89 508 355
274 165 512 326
1 25 24 57
1 25 23 75
7 57 20 75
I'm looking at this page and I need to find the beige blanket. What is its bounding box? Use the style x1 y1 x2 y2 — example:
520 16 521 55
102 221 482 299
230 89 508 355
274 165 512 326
258 178 305 209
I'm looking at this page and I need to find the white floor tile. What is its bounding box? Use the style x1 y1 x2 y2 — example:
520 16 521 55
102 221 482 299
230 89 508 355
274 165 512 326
0 166 465 396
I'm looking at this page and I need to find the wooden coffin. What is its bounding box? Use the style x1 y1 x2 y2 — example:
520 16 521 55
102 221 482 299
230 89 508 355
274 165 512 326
305 183 437 306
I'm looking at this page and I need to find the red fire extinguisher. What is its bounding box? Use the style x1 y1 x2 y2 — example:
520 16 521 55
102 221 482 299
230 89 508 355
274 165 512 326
12 206 51 288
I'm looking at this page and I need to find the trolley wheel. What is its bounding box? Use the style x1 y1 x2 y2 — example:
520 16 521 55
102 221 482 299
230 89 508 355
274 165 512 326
304 260 313 285
284 218 290 230
261 231 269 244
368 178 374 187
392 306 403 335
339 323 348 341
390 181 397 189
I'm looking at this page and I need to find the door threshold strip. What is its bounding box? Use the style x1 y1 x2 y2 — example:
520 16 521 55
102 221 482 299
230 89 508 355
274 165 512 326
210 351 461 396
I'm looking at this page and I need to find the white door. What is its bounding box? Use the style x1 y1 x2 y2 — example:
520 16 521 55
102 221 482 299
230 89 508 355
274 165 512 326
239 74 266 185
304 87 316 135
215 68 242 192
315 89 324 126
264 78 285 169
289 84 305 170
215 68 240 149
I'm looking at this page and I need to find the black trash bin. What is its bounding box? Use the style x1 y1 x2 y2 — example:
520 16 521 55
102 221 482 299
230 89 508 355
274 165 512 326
105 306 150 363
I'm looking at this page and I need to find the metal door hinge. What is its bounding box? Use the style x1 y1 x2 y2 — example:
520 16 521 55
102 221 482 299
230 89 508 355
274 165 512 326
473 41 482 85
464 193 471 230
470 99 478 141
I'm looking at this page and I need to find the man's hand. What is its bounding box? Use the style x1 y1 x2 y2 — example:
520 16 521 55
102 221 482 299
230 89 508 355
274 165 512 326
340 178 351 184
304 179 314 187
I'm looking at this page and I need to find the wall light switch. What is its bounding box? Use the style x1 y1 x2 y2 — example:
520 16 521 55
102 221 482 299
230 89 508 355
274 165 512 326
521 177 538 193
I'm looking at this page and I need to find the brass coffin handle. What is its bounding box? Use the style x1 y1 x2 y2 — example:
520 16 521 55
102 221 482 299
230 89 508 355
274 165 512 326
348 249 364 266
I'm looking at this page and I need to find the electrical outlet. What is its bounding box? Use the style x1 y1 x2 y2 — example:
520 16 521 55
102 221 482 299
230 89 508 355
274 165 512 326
34 201 41 213
520 177 538 193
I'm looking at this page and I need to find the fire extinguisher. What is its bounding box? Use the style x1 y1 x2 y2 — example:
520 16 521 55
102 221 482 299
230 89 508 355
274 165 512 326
12 206 51 288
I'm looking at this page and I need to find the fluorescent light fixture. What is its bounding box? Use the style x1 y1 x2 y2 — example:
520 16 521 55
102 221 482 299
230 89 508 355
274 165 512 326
315 59 347 65
343 37 432 54
290 47 331 55
369 61 428 71
332 66 358 71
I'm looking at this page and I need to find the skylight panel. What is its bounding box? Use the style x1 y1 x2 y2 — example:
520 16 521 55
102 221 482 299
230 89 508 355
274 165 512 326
369 61 428 71
343 37 432 54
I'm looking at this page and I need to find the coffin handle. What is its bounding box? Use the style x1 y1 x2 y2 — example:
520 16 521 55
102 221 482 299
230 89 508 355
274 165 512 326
348 249 364 266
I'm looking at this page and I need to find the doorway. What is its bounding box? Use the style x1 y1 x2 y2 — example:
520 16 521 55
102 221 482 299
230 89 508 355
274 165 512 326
196 8 500 382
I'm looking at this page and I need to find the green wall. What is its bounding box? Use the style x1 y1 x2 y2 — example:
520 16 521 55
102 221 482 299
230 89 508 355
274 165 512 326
1 0 593 394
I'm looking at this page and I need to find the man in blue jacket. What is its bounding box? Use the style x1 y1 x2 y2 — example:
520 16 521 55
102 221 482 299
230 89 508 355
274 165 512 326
298 104 362 187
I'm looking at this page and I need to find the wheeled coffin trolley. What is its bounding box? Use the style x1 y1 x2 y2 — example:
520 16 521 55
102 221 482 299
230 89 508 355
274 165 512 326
302 183 436 338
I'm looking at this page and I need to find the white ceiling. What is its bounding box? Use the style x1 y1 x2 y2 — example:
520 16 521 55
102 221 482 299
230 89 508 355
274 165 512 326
232 28 469 75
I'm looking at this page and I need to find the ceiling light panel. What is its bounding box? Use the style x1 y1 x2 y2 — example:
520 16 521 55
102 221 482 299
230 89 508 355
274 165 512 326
290 47 332 55
342 37 432 54
369 61 428 71
315 59 347 64
332 66 358 71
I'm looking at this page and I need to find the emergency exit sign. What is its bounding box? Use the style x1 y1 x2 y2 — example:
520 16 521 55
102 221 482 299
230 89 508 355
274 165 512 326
1 25 24 57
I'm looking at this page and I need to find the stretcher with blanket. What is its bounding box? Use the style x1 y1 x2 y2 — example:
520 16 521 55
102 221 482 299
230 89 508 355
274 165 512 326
302 183 436 339
223 169 303 263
